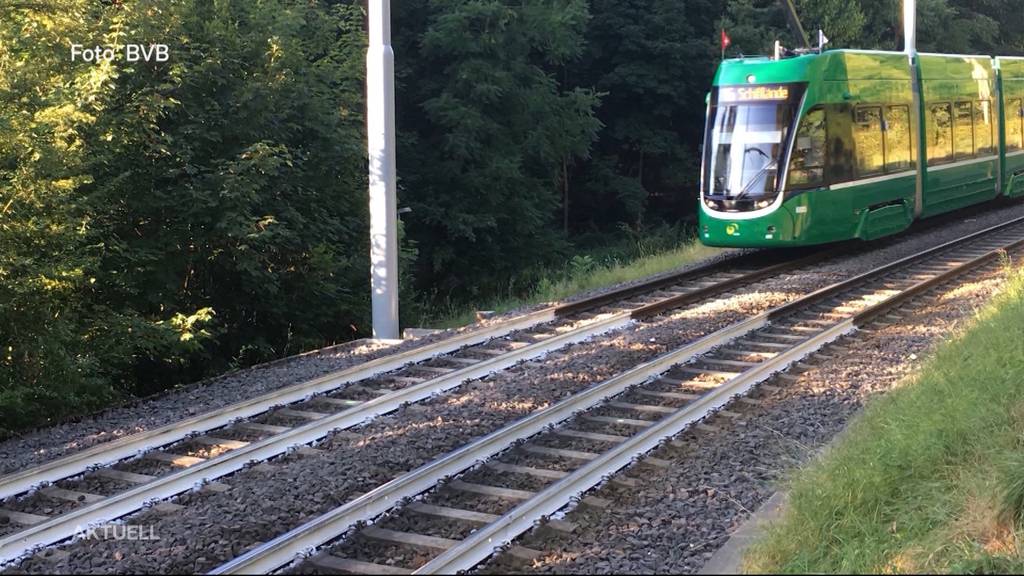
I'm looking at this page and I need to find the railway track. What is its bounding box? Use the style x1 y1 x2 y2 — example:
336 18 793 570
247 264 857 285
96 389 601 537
208 215 1024 575
0 249 826 565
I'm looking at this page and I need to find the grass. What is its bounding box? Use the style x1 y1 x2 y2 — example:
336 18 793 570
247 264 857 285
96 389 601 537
425 237 723 329
745 266 1024 574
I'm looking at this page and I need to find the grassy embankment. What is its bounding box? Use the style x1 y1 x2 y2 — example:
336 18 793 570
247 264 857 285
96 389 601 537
746 266 1024 573
427 238 722 329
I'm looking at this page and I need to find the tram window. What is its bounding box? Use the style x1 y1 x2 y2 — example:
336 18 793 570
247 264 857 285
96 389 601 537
787 107 826 188
953 101 974 160
885 106 913 172
927 103 953 165
853 106 884 176
974 100 995 155
826 103 855 184
1008 99 1024 152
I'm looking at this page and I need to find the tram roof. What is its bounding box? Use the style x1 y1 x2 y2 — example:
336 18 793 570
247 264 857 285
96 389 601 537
713 50 1024 103
714 49 1023 85
714 50 914 86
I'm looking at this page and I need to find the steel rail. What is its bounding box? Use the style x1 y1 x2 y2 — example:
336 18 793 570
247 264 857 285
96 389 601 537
0 195 995 506
549 252 750 317
852 238 1024 326
0 310 635 565
417 320 855 573
208 308 775 575
1 251 765 503
764 213 1024 321
629 250 833 319
207 214 1024 575
3 247 829 564
417 222 1024 575
3 248 817 564
0 310 554 502
552 249 815 317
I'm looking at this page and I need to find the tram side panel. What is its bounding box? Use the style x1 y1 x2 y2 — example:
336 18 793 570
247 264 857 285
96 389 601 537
917 54 1000 218
836 53 919 241
998 57 1024 198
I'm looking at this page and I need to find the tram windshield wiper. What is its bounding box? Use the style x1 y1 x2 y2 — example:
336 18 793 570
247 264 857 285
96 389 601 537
730 160 778 202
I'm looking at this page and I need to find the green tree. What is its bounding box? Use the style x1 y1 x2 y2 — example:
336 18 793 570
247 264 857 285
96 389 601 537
396 0 601 301
0 0 133 432
853 0 1009 54
795 0 866 48
569 0 722 231
1 0 375 433
721 0 787 56
80 0 373 376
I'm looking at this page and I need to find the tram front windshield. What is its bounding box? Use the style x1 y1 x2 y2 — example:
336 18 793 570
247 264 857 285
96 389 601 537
703 83 805 210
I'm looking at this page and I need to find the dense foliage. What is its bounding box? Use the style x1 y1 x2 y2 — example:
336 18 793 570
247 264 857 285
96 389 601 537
1 0 370 433
2 0 1023 435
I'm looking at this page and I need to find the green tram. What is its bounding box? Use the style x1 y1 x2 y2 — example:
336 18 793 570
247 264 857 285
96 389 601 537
698 50 1024 247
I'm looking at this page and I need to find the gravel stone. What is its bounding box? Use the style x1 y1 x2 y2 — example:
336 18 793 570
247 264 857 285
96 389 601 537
482 254 1010 574
5 201 1023 574
0 246 749 478
0 340 414 475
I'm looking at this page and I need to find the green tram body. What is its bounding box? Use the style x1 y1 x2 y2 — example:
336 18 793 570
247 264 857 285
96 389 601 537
699 50 1024 247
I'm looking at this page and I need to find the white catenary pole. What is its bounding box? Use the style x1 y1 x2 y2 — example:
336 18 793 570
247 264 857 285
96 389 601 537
904 0 924 217
367 0 399 340
903 0 916 54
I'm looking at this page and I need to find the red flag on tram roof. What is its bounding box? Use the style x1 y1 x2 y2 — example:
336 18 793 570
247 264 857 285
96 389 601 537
721 29 731 52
